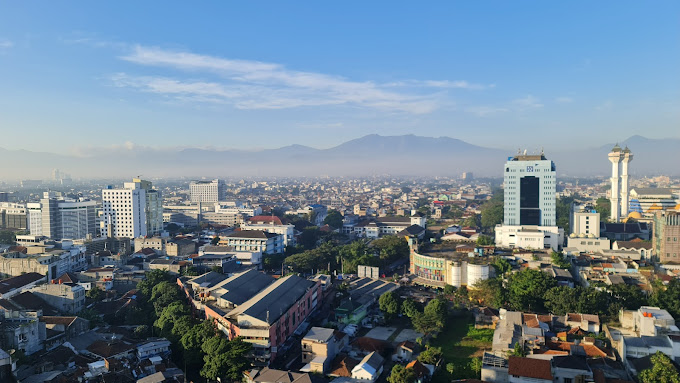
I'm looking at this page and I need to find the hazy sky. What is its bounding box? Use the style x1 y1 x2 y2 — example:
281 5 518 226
0 1 678 155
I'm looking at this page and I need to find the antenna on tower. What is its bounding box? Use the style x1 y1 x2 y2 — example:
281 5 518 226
523 149 527 156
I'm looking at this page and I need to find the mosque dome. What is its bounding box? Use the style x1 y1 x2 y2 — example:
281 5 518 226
627 211 643 220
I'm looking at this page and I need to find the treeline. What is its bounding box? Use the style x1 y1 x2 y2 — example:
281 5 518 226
379 291 448 335
284 236 410 274
469 266 680 321
133 270 252 382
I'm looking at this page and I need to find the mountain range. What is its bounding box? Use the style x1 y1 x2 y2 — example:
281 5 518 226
1 134 678 180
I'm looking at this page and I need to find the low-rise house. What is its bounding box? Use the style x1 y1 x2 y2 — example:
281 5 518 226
148 259 187 275
508 356 552 383
245 367 313 383
137 338 171 360
29 280 86 314
351 351 384 382
301 327 348 374
0 272 46 299
166 239 195 257
393 341 417 362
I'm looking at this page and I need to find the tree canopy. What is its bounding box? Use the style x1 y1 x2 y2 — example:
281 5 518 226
507 269 557 312
201 336 252 382
639 351 680 383
379 291 401 321
387 364 416 383
323 209 344 229
480 189 504 229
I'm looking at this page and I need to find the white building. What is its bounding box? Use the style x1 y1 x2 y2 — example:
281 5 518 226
27 192 97 240
608 145 633 222
495 152 563 251
219 230 284 254
242 216 296 247
100 179 162 239
190 179 226 203
214 202 262 217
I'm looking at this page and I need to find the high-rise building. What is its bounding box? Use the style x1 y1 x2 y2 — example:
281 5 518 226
0 202 28 230
495 151 563 250
608 145 633 222
653 211 680 263
27 192 97 240
190 179 226 203
101 178 163 238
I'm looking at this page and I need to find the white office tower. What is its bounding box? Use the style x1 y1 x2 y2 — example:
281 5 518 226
101 178 163 238
190 179 226 203
608 145 634 222
27 192 97 240
495 151 564 251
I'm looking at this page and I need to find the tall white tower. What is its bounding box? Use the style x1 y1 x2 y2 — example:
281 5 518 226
620 147 633 217
608 145 623 222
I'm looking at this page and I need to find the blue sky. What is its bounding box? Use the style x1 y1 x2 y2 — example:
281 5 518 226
0 1 678 155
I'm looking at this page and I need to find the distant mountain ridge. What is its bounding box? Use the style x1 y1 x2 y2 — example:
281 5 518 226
0 134 678 179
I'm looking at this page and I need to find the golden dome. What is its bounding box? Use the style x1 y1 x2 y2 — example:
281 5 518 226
647 203 662 212
627 211 643 219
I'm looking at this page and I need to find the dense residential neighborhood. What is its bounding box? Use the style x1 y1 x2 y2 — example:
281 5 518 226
0 147 679 383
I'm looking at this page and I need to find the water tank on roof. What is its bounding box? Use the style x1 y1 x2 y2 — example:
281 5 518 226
467 263 489 287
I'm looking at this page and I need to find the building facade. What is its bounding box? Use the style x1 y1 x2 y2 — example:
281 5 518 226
653 211 680 263
190 179 226 203
100 179 163 238
27 192 97 240
495 152 563 251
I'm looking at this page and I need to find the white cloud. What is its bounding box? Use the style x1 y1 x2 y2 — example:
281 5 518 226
512 95 543 109
0 39 13 49
466 106 509 116
112 45 491 114
555 96 573 104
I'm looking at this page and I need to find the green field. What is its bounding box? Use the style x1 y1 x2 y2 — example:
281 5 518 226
429 313 493 382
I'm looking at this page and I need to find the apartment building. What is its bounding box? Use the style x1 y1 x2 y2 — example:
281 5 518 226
100 178 163 238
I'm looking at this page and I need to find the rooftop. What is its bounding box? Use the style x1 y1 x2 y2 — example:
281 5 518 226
304 327 336 343
0 272 45 294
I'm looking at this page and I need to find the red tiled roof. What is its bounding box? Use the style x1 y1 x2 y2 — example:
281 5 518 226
508 356 552 381
351 337 387 353
546 340 607 358
406 360 430 378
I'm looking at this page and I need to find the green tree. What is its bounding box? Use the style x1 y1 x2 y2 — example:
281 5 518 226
402 299 420 319
651 279 680 318
154 301 190 337
79 308 104 329
0 230 16 245
470 278 504 308
300 226 320 249
379 291 401 321
417 345 443 364
550 251 571 269
556 196 575 234
150 281 183 315
446 363 455 374
86 286 105 301
608 283 647 310
373 236 410 263
491 258 512 276
480 190 504 229
181 320 216 368
137 269 172 298
324 210 344 229
423 297 447 327
387 364 417 383
507 269 557 312
595 198 611 223
443 284 456 296
544 286 580 315
508 342 526 357
211 236 220 245
181 266 200 276
469 357 483 376
134 324 150 338
462 215 478 228
476 235 493 246
639 351 680 383
201 337 252 382
413 312 441 334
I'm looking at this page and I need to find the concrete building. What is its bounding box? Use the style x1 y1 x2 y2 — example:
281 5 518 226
27 192 98 240
653 211 680 263
301 327 348 374
495 151 563 251
100 178 163 238
29 282 86 314
409 243 490 288
219 230 285 254
629 188 678 215
0 202 28 230
608 145 633 222
223 275 321 365
242 216 296 247
190 179 226 203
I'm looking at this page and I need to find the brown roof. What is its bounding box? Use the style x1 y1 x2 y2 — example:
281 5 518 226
545 341 608 358
328 354 359 377
351 337 388 354
248 216 284 225
41 316 79 327
0 272 45 294
55 272 80 284
406 360 430 378
508 356 552 381
226 230 278 239
11 291 60 315
86 340 135 358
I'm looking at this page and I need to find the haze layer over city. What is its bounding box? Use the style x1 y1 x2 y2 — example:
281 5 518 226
0 2 679 383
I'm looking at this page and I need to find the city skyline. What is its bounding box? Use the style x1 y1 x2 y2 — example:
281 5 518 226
1 1 679 154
